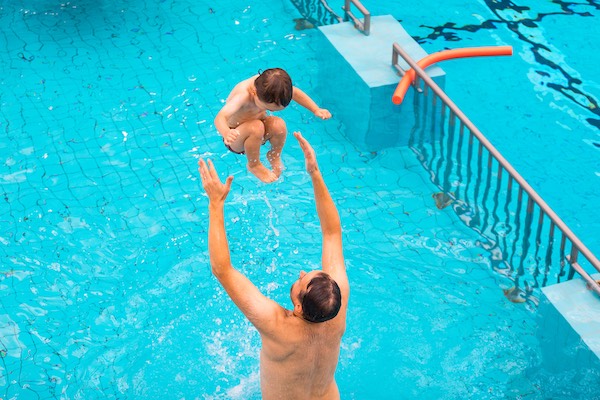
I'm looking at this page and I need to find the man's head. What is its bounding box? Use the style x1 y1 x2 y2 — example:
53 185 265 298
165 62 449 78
291 270 341 323
254 68 293 108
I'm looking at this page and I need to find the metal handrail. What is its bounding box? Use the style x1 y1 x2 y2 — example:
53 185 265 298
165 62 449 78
391 44 407 76
342 0 371 35
392 42 600 296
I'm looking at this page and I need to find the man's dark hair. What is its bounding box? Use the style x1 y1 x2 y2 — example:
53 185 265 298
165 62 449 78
299 272 341 323
254 68 293 107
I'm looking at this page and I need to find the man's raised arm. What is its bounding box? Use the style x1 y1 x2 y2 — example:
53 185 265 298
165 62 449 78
199 159 234 275
198 159 282 330
294 132 349 297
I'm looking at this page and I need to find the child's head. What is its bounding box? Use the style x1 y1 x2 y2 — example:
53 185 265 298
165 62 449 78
254 68 293 107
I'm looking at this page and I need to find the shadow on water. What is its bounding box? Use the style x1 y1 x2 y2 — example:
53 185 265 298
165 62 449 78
4 1 110 62
14 0 107 27
288 0 342 27
407 83 600 307
8 1 171 40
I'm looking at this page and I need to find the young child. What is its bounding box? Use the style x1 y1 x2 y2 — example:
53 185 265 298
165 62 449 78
214 68 331 183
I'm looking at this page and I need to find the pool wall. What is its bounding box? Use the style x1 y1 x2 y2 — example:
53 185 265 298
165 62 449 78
540 273 600 363
317 15 445 150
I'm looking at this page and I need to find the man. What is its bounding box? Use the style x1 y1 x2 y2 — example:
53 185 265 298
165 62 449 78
198 131 349 399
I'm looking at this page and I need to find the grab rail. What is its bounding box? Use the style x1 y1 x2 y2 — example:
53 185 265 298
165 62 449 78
392 42 600 297
342 0 371 35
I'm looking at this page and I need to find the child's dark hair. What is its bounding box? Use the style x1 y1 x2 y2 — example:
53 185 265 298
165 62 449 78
254 68 293 107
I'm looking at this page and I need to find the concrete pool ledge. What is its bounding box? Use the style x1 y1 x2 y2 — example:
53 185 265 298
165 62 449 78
317 15 445 150
539 273 600 366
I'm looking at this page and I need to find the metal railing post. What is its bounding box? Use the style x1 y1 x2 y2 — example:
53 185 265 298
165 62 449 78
343 0 371 35
392 43 406 76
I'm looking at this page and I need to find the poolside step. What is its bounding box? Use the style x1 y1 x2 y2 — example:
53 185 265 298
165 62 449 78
538 273 600 367
317 15 445 150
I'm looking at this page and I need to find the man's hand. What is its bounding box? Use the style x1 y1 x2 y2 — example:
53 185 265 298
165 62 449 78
314 108 331 120
198 159 233 206
294 132 318 174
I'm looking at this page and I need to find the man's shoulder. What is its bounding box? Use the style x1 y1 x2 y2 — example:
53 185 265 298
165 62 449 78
257 309 302 339
252 304 288 329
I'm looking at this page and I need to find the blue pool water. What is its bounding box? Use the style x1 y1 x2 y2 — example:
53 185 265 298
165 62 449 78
1 0 599 399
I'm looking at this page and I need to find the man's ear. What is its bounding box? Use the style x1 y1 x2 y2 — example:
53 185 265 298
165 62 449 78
294 302 302 316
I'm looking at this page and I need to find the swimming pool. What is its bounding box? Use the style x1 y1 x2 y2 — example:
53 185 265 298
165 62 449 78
1 0 599 399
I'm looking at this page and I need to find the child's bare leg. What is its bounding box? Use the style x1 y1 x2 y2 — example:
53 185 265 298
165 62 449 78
264 116 287 177
240 120 277 183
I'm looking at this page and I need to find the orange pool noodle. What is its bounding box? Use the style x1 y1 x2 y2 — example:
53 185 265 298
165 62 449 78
392 46 513 105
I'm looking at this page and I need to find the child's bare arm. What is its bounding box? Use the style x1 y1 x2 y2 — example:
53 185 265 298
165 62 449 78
292 87 332 120
214 96 244 145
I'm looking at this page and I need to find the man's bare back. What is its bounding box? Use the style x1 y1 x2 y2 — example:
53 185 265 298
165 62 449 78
259 290 346 399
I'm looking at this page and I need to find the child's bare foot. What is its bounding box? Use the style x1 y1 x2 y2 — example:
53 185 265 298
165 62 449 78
267 150 284 177
248 163 278 183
